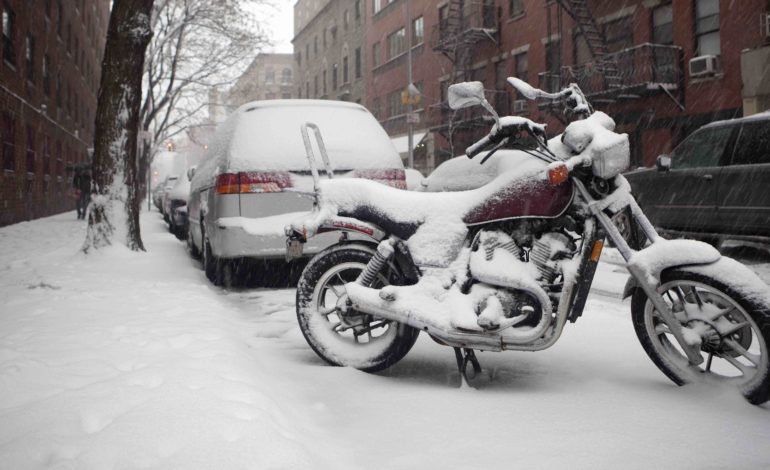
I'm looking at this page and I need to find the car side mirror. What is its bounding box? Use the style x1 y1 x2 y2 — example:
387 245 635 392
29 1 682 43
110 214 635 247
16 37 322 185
187 166 196 181
656 154 671 172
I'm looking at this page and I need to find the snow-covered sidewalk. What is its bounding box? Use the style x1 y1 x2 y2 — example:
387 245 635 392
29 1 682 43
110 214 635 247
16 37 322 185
1 209 769 469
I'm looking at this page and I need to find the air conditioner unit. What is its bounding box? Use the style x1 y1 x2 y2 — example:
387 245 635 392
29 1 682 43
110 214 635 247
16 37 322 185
513 99 528 113
689 55 719 77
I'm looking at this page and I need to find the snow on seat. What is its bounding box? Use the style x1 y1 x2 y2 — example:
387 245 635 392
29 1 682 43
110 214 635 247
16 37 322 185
313 155 571 266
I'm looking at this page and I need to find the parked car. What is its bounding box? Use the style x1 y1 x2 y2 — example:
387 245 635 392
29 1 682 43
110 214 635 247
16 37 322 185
624 112 770 247
164 167 194 240
188 99 406 285
151 181 167 211
156 175 179 220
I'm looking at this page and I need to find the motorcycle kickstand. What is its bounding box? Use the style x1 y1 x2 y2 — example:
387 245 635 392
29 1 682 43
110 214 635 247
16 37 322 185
453 347 482 387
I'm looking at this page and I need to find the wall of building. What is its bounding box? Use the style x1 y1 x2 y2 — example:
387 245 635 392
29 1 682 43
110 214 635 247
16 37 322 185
293 0 368 104
227 53 295 111
1 0 110 227
363 0 768 172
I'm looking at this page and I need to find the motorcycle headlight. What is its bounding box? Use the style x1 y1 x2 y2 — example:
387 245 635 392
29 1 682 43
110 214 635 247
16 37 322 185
590 134 629 179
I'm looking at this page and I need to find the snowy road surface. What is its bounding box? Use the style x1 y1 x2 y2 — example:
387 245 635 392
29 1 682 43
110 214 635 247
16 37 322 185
1 209 769 469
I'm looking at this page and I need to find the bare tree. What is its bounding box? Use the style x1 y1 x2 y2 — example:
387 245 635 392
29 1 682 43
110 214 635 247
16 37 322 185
85 0 155 252
140 0 271 158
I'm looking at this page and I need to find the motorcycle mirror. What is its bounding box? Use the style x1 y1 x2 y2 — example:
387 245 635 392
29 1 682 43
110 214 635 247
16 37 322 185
507 77 539 100
447 81 486 110
656 154 671 172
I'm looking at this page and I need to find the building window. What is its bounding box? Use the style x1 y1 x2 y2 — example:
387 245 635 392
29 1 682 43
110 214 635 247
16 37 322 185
25 124 35 173
355 47 361 79
332 63 338 90
265 67 275 84
296 51 301 66
374 0 382 14
281 68 291 84
55 140 62 175
388 90 406 117
265 92 276 100
24 33 33 81
314 35 318 54
514 51 528 97
355 0 361 20
509 0 524 17
343 56 348 83
387 27 406 60
42 54 50 94
56 0 62 37
2 112 15 171
372 41 380 67
323 69 327 94
603 16 633 53
372 97 381 119
55 72 62 108
305 81 309 98
695 0 720 56
412 17 424 46
344 10 349 29
2 6 15 66
43 135 50 175
323 28 327 48
314 75 318 97
305 43 309 61
652 4 673 45
281 92 291 99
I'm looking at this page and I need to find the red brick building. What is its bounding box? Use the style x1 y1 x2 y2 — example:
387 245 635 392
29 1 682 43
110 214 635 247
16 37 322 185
367 0 770 173
0 0 110 227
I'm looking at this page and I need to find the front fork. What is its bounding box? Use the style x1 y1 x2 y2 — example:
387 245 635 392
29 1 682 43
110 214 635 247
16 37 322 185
574 180 705 366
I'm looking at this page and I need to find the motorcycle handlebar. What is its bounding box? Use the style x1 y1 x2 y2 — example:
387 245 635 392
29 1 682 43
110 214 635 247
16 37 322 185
466 134 493 158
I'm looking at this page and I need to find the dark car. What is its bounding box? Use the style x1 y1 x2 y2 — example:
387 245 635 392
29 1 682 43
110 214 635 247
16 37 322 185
624 112 770 246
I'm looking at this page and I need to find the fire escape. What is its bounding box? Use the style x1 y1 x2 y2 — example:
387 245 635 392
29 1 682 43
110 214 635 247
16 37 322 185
429 0 501 147
546 0 683 106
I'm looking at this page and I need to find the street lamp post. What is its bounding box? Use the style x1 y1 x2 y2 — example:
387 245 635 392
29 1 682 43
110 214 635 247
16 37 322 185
406 0 414 169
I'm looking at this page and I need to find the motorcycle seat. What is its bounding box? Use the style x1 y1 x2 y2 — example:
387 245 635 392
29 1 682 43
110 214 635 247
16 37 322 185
319 159 572 238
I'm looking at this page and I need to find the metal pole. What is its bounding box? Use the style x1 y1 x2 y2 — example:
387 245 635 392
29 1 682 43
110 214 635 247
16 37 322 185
406 0 414 169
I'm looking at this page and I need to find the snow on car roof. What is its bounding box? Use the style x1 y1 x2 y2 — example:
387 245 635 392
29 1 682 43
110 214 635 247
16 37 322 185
191 100 403 193
702 110 770 129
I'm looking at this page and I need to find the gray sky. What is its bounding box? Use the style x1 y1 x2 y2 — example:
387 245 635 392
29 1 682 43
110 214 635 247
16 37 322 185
265 0 294 53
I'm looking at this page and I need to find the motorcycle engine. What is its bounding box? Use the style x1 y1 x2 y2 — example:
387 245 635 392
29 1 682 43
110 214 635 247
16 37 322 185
469 229 577 328
530 232 575 284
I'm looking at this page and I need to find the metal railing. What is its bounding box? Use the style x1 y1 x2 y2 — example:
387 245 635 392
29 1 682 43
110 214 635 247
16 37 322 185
431 2 499 50
561 43 682 96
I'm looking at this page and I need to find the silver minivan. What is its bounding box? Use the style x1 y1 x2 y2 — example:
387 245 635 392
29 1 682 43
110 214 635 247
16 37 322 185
188 100 405 285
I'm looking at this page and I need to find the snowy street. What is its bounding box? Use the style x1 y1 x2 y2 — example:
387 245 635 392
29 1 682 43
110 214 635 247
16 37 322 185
1 209 770 469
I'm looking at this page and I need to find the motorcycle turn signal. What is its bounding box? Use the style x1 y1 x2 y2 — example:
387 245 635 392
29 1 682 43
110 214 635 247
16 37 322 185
547 162 570 186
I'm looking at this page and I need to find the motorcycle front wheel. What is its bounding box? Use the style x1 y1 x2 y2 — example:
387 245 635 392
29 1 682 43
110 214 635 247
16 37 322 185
296 244 419 372
631 264 770 404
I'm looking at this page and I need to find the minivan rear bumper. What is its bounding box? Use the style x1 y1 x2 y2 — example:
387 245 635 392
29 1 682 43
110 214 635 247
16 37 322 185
210 214 343 259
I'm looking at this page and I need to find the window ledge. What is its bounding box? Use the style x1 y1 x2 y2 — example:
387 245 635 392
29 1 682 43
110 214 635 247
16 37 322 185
4 60 17 70
689 72 725 85
507 12 526 23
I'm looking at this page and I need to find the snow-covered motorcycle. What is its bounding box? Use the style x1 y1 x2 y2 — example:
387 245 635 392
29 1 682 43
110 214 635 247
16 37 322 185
285 78 770 405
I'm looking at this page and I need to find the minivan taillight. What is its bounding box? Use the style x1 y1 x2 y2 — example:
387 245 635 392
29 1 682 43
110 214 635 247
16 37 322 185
215 172 292 194
354 169 406 189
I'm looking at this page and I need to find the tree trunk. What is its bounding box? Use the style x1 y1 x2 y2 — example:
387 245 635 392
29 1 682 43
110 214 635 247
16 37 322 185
84 0 154 252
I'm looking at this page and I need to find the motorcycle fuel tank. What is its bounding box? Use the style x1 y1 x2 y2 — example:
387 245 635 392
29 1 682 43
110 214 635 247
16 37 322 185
463 178 574 225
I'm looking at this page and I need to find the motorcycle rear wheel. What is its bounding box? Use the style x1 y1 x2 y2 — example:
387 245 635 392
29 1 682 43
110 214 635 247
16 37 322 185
631 267 770 404
296 244 419 372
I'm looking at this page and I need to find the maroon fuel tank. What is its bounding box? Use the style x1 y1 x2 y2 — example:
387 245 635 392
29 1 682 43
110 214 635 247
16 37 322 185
463 178 574 225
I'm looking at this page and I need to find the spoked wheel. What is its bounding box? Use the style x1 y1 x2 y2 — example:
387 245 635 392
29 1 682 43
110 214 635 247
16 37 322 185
632 268 770 404
296 244 419 372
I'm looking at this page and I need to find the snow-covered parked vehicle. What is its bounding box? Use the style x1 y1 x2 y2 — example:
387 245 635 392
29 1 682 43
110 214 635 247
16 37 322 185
286 79 770 405
164 166 194 240
188 100 406 285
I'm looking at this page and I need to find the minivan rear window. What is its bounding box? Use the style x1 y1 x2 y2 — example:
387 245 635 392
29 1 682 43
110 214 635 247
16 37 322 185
227 102 403 172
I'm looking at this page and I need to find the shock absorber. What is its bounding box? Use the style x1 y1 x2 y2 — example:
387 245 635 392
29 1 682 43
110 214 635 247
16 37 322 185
356 238 396 286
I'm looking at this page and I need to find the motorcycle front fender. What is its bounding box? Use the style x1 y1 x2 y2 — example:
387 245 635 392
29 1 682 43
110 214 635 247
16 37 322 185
622 239 722 299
